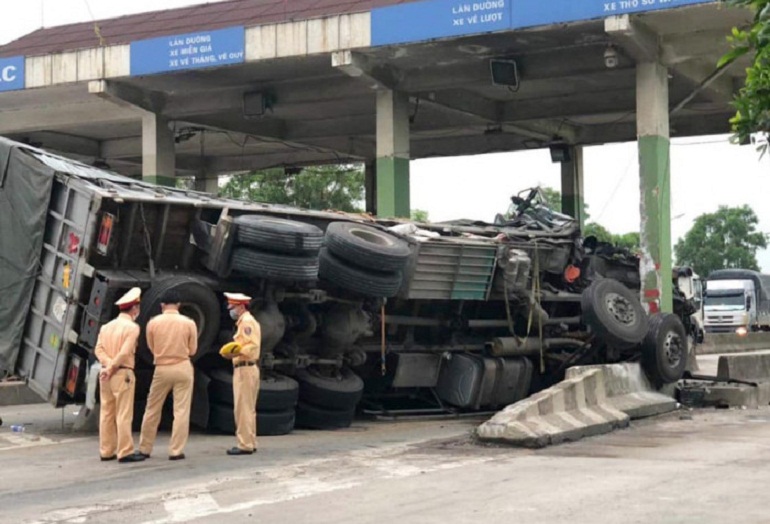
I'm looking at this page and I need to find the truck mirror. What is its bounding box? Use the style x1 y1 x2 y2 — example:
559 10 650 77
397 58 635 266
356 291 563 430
747 296 752 309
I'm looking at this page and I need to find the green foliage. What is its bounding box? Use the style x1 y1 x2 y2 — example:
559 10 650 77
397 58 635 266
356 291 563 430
721 0 770 151
674 205 768 277
581 223 641 251
583 222 613 243
219 164 365 212
411 209 430 222
539 186 563 212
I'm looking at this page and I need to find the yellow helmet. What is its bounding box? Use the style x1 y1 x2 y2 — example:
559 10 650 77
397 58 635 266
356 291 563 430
219 342 242 357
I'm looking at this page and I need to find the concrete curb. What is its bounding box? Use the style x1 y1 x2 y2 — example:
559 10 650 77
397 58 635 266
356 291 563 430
477 363 677 448
566 363 677 419
477 369 629 448
697 333 770 355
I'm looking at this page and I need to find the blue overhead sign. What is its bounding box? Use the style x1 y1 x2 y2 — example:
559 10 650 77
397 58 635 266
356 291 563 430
130 26 245 76
371 0 714 46
0 56 25 92
372 0 510 47
513 0 715 29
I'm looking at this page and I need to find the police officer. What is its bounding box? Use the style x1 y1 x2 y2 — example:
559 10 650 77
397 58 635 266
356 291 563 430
94 287 145 463
222 292 261 456
137 290 197 461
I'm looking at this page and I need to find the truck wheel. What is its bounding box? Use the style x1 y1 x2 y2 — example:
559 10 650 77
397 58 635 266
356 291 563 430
258 409 296 436
295 366 364 410
208 402 296 436
642 313 688 386
208 369 300 411
295 401 356 430
581 278 648 349
325 221 411 272
319 248 403 298
231 247 319 282
234 215 323 256
136 276 221 366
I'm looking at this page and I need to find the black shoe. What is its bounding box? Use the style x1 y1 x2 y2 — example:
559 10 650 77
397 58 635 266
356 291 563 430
136 452 151 459
100 455 117 462
169 454 185 461
118 453 146 463
253 448 258 453
227 447 253 456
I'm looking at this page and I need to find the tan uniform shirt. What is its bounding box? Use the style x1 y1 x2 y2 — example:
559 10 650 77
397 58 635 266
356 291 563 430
95 313 140 371
146 310 198 366
233 311 261 364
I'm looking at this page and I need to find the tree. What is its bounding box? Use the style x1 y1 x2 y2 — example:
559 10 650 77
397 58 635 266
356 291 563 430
721 0 770 150
411 209 430 222
536 187 639 249
674 205 767 277
219 164 365 212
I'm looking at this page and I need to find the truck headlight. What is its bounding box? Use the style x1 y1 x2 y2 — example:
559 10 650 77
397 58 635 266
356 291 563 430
736 326 749 337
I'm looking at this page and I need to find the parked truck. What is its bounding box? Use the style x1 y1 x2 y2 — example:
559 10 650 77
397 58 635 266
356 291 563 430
705 269 770 334
0 138 689 435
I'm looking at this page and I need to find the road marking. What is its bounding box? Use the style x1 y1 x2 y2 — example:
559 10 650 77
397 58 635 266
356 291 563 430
162 493 221 523
145 446 493 523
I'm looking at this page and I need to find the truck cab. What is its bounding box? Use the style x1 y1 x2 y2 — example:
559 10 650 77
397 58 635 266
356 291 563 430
704 269 770 334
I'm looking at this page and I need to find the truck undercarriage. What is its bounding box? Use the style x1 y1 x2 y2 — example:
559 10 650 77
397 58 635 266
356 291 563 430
0 139 690 434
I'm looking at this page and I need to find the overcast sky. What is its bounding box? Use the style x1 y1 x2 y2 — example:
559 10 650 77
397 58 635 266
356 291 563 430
4 0 770 272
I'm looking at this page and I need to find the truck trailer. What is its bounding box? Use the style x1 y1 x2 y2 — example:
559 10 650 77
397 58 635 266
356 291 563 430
0 138 689 435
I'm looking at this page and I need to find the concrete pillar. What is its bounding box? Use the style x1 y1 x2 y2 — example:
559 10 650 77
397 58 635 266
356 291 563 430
636 62 672 314
376 90 410 218
364 160 377 215
142 112 176 186
560 145 585 229
194 176 219 194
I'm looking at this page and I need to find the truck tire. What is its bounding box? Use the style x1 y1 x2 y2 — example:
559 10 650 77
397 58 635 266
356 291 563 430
234 215 323 256
295 366 364 410
295 401 356 430
319 248 403 298
581 278 648 349
136 276 221 366
208 402 296 436
208 369 299 411
231 247 319 282
641 313 688 386
325 221 411 272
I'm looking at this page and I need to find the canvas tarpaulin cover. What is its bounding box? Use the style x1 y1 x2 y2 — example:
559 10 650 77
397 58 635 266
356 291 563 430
0 138 54 375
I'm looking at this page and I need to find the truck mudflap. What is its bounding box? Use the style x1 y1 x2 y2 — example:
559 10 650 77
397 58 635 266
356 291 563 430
16 177 97 406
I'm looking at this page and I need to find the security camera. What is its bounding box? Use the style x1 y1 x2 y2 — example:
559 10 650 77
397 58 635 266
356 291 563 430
604 46 619 69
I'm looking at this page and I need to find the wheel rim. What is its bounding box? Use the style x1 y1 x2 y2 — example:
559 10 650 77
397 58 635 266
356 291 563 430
663 330 683 368
180 303 205 339
604 292 637 326
349 227 393 247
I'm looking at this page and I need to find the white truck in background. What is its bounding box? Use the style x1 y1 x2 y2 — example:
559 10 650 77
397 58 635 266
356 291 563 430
705 269 770 334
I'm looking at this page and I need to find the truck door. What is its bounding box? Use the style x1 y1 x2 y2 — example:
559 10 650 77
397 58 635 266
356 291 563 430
16 177 96 406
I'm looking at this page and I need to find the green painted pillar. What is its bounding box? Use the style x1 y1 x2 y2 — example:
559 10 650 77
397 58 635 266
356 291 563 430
364 160 377 215
636 62 672 313
142 112 176 187
560 145 586 229
376 90 410 218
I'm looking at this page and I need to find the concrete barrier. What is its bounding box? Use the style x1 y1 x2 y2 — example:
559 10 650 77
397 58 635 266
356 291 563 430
717 350 770 382
477 363 677 448
697 333 770 355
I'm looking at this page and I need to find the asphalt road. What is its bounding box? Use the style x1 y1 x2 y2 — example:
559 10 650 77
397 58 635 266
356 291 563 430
2 401 770 524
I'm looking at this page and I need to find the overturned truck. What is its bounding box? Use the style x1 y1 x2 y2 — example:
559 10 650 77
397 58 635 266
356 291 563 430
0 138 689 435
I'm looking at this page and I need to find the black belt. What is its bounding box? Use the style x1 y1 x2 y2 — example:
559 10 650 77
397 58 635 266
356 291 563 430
234 361 257 369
